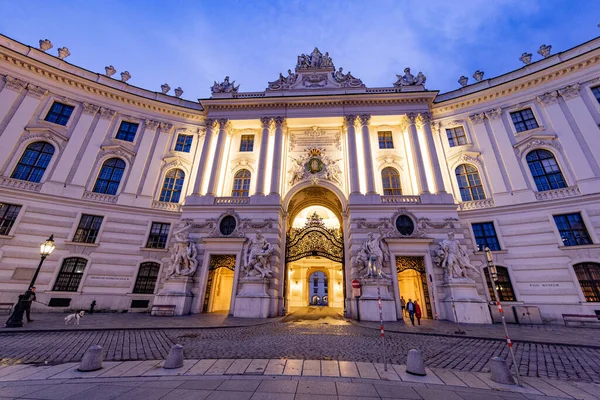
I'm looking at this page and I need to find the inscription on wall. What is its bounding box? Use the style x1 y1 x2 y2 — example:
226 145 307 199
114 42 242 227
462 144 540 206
289 127 342 151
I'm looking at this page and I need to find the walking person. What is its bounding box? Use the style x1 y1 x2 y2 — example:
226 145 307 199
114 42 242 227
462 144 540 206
406 298 415 326
400 296 406 318
414 299 422 325
24 287 36 323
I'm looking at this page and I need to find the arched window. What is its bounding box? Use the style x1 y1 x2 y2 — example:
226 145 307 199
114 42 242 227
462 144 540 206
133 262 161 294
232 169 251 197
573 263 600 302
526 149 567 192
483 266 516 302
455 164 485 201
381 167 401 195
159 169 185 203
53 257 87 292
93 158 126 195
11 141 55 183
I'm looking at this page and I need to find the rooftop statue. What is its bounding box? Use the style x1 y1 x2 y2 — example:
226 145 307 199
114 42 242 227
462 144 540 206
211 76 239 94
296 47 333 70
393 67 426 87
332 67 364 88
267 69 298 91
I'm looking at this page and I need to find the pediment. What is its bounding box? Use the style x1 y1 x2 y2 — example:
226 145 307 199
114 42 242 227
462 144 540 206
25 125 69 143
101 144 136 158
513 134 561 157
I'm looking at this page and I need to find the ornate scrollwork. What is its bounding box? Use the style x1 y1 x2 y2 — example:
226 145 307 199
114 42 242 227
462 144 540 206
286 212 344 263
209 254 236 271
240 218 277 230
417 217 459 230
396 256 425 273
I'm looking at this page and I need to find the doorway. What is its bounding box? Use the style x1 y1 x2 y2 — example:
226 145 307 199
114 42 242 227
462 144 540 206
309 271 328 306
202 255 236 313
396 256 432 318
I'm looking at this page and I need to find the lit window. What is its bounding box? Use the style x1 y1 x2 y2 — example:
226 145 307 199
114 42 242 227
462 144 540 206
591 86 600 104
510 108 539 133
0 203 21 235
553 213 592 247
526 149 566 191
11 141 55 183
159 169 185 203
472 222 500 251
115 121 139 142
378 131 394 149
573 262 600 302
446 127 467 147
483 266 516 301
146 222 170 249
381 167 401 195
455 164 485 201
239 135 254 152
44 102 74 126
53 257 87 292
175 134 193 152
232 169 251 197
93 158 125 195
133 262 160 294
73 214 103 244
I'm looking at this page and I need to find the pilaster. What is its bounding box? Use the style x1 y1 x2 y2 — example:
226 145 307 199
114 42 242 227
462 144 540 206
121 119 160 195
345 115 360 195
417 112 446 194
254 117 271 195
207 118 230 196
358 114 376 194
269 116 285 195
403 113 429 194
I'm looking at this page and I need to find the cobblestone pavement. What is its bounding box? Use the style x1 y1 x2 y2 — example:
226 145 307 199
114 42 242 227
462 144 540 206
1 321 599 384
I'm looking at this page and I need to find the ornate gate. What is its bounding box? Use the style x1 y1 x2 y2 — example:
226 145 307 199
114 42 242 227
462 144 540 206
396 256 432 318
285 212 344 263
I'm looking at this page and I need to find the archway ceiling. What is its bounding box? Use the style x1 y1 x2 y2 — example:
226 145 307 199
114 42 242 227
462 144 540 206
287 186 343 228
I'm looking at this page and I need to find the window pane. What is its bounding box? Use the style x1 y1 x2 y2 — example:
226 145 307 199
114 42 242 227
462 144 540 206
553 213 592 246
381 167 401 195
510 109 538 133
11 142 55 183
44 102 74 126
472 222 500 251
455 164 485 201
53 258 87 292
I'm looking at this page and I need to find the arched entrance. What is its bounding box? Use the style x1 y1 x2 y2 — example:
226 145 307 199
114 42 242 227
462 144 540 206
284 186 345 314
396 256 432 319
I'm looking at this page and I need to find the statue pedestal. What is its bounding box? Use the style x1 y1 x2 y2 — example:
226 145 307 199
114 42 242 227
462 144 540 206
233 277 270 319
440 280 491 324
152 276 194 316
357 278 397 322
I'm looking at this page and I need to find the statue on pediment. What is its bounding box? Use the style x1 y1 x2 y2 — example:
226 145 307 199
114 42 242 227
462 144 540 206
333 67 365 88
393 68 426 87
211 76 240 94
267 69 299 91
310 47 323 68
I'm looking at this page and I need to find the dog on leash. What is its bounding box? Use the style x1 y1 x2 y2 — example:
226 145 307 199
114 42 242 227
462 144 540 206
64 311 85 325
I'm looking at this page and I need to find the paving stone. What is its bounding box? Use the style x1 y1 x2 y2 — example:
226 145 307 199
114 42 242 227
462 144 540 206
217 378 261 391
0 365 49 381
356 362 379 379
374 383 422 399
63 384 135 400
336 381 379 397
98 361 143 377
415 387 465 400
250 392 294 400
429 368 467 387
119 360 161 377
245 359 269 375
374 363 401 381
339 361 360 378
205 391 252 400
392 365 444 385
264 359 286 375
142 359 196 376
256 379 298 393
185 359 217 375
25 363 78 380
0 364 30 378
540 378 598 400
21 383 99 399
226 359 252 375
160 388 212 400
105 386 172 400
296 379 337 395
0 384 55 398
321 360 340 377
51 362 121 379
451 370 491 389
179 378 227 390
206 359 235 375
294 395 338 400
302 360 321 376
283 359 303 376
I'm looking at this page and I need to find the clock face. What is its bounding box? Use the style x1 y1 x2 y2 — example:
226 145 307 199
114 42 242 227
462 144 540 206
305 157 324 174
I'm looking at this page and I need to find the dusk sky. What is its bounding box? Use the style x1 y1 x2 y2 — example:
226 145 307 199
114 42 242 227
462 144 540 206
2 1 599 101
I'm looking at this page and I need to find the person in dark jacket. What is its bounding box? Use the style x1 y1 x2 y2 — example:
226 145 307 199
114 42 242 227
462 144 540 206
406 298 415 325
24 287 36 322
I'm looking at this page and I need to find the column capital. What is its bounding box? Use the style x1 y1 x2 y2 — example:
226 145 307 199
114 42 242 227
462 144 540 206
273 116 285 128
536 91 559 106
217 118 229 129
204 118 218 131
26 83 48 99
82 102 100 116
145 120 160 130
558 83 580 100
358 114 371 127
344 114 357 127
415 112 432 127
260 116 272 129
99 107 116 120
159 122 174 133
468 113 486 125
4 76 27 92
399 114 416 131
484 107 503 120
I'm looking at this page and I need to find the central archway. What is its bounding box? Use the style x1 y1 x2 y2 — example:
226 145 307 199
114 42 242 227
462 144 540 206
283 186 346 314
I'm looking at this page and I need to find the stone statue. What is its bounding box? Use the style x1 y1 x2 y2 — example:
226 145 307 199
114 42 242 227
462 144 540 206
334 67 348 82
321 155 342 183
322 52 333 67
244 231 273 279
356 232 390 279
436 232 478 283
168 224 198 277
415 72 426 85
267 70 299 91
211 76 240 94
393 68 426 87
286 69 298 84
310 47 322 68
288 156 306 185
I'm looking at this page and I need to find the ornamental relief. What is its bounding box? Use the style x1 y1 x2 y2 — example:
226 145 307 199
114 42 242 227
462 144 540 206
288 147 342 187
514 138 562 158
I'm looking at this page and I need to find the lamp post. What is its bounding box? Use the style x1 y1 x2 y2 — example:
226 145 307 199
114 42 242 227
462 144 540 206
484 247 521 386
370 255 387 371
5 235 55 328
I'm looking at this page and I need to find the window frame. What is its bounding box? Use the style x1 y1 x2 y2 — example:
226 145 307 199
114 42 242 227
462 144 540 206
53 257 88 292
231 169 251 197
553 212 593 247
471 221 501 251
43 101 75 126
381 167 402 196
159 169 185 203
377 131 394 149
483 266 517 302
132 262 161 294
239 135 255 152
92 157 126 195
115 120 139 143
525 149 567 192
445 126 468 147
591 86 600 104
174 134 194 153
72 214 104 244
573 262 600 302
146 222 171 249
0 203 22 236
509 108 539 133
455 164 486 202
11 141 56 183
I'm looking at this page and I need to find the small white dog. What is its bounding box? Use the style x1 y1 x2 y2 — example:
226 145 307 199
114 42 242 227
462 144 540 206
64 311 85 325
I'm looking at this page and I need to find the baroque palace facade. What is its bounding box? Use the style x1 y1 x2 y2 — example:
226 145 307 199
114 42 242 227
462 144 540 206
0 34 599 324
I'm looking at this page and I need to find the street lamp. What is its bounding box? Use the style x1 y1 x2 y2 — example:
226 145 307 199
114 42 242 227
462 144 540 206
484 246 521 386
5 235 55 328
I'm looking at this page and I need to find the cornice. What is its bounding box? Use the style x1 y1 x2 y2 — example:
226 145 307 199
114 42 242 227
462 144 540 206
0 49 206 122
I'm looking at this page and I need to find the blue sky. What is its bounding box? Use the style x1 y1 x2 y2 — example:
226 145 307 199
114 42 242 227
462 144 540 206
1 1 599 100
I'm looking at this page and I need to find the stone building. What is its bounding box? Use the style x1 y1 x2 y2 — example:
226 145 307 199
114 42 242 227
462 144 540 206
0 36 599 324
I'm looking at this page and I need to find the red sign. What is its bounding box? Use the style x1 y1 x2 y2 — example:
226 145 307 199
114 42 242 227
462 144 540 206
351 279 361 289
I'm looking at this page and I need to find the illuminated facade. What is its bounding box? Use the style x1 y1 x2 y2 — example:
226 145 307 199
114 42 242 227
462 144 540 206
0 36 599 323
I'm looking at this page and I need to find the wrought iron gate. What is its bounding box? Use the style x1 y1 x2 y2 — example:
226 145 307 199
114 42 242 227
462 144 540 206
285 212 344 263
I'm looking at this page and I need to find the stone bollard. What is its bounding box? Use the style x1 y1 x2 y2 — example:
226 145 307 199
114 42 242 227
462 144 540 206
163 344 184 369
490 356 516 385
78 345 103 372
406 349 426 376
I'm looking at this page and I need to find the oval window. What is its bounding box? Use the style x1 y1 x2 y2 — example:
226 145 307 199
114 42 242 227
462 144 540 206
219 215 237 236
395 215 414 236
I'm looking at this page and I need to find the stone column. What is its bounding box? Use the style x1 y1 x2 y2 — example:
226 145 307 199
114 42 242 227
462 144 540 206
254 117 271 195
207 118 230 196
269 116 285 195
417 113 446 194
403 113 429 194
345 115 360 194
358 114 376 194
191 118 216 195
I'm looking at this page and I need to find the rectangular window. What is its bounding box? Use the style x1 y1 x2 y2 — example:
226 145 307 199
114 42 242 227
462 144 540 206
146 222 171 249
239 135 254 152
72 214 103 244
510 108 539 133
174 134 193 152
133 262 160 294
553 213 592 247
115 121 139 142
53 258 87 292
591 86 600 104
0 203 22 235
378 131 394 149
44 102 74 126
472 222 501 251
446 127 467 147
